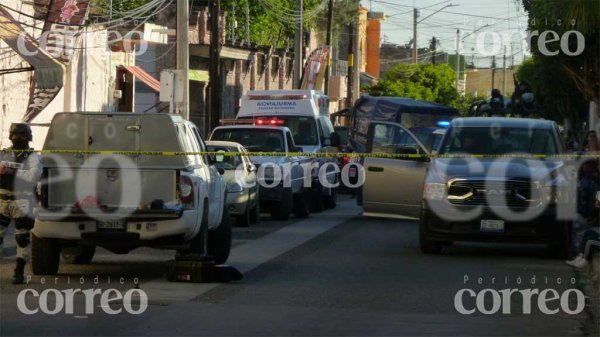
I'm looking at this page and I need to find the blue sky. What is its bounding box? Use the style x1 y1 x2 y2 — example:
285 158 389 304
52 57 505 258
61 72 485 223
367 0 530 67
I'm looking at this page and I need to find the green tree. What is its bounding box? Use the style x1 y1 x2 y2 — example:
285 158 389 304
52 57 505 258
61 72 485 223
365 63 459 106
516 57 587 129
91 0 156 15
521 0 599 111
451 93 487 117
224 0 324 48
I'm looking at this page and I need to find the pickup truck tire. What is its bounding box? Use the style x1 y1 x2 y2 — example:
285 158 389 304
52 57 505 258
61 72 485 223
547 222 572 259
31 234 61 275
209 207 232 264
419 227 442 254
310 183 324 213
271 188 293 220
236 205 251 227
293 189 310 218
62 246 95 264
249 202 260 223
323 187 337 209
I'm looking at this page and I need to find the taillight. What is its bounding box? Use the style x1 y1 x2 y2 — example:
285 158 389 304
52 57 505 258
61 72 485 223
178 175 194 209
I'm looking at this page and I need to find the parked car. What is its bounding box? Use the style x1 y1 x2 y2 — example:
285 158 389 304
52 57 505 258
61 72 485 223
33 113 231 275
206 141 259 227
361 117 574 257
236 90 340 211
210 124 311 220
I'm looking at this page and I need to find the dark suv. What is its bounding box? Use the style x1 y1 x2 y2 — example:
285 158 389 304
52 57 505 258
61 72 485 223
421 118 574 256
360 117 575 257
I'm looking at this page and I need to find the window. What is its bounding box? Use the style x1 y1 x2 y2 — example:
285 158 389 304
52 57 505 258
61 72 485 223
191 126 209 164
286 131 295 150
211 128 285 152
370 123 421 156
238 116 319 146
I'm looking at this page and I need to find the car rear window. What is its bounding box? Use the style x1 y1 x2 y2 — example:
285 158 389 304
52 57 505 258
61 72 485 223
211 129 285 152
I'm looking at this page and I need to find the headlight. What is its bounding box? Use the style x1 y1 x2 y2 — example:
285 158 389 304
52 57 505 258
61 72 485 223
423 182 446 200
227 183 244 193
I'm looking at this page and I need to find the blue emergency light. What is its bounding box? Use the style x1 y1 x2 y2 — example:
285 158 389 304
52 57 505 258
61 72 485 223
437 121 451 128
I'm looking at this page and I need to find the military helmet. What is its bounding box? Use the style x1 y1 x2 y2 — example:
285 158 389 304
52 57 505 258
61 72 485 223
9 123 33 142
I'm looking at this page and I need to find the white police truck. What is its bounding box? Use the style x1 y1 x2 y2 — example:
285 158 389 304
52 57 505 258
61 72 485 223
237 90 340 211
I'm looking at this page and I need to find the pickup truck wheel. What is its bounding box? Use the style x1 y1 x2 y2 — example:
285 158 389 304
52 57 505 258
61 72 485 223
323 187 337 209
249 202 260 224
293 189 310 218
271 188 292 220
419 226 442 254
547 222 572 259
236 205 251 227
62 246 96 264
209 207 232 264
31 234 61 275
310 183 324 213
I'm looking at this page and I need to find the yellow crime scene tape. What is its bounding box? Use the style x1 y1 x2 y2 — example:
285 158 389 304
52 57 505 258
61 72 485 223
2 149 600 160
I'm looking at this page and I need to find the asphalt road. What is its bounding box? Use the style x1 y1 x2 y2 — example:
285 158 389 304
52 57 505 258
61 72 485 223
0 197 595 336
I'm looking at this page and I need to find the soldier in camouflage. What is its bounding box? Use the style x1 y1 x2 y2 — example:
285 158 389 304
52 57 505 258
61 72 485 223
0 123 43 284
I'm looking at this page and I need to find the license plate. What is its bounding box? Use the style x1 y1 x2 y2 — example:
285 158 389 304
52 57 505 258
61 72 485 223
480 219 504 232
97 219 126 230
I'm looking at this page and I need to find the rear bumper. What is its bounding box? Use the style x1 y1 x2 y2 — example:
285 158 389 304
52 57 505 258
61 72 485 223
35 207 183 222
421 203 569 243
33 209 197 242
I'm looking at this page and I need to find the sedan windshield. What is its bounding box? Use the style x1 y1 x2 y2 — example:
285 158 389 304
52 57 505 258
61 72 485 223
440 127 559 155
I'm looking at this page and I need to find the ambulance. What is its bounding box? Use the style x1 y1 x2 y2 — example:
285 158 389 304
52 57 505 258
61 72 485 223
236 90 339 211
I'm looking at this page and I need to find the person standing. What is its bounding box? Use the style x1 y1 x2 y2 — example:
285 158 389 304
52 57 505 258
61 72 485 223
0 123 43 284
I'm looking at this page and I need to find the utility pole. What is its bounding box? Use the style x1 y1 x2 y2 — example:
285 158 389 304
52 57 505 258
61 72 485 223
502 45 507 94
491 55 496 92
177 0 190 120
455 29 460 91
346 23 354 108
412 8 418 64
293 0 303 88
324 0 334 94
209 0 221 132
431 37 436 64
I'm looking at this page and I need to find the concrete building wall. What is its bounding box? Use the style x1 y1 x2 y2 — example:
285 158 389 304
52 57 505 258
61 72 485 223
466 68 516 98
1 15 130 149
366 19 381 79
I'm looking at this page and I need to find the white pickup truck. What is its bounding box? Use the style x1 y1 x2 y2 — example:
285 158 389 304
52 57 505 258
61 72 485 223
32 113 230 275
210 125 311 220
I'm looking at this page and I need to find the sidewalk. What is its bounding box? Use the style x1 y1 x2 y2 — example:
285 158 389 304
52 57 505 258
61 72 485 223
576 256 599 337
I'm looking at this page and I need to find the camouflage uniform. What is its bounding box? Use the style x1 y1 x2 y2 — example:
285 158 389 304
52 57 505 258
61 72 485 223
0 124 42 284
